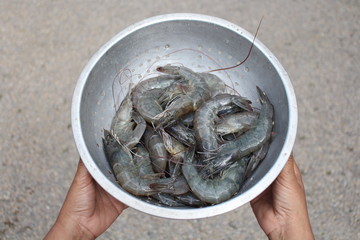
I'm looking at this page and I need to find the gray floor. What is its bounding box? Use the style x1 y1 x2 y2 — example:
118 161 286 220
1 1 359 239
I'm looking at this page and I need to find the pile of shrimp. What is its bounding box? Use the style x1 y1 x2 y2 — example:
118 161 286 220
102 65 274 207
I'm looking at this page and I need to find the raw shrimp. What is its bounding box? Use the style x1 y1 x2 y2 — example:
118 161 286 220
158 72 225 106
154 65 212 128
104 130 189 197
174 192 207 207
216 111 259 137
152 192 207 207
161 129 187 177
143 126 168 174
149 175 190 196
203 87 274 176
182 148 247 204
127 112 146 149
132 144 164 180
103 130 161 196
111 92 146 149
131 75 181 106
180 103 245 128
194 94 253 160
152 193 187 207
132 75 181 124
133 88 164 124
158 78 191 107
166 122 195 147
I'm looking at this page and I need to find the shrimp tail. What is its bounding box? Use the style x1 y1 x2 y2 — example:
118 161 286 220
256 86 269 104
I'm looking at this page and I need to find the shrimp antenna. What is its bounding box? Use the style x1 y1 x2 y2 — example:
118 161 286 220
209 16 263 73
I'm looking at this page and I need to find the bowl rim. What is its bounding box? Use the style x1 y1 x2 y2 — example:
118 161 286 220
71 13 298 219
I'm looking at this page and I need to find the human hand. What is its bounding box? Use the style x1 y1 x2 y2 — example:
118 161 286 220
251 155 314 240
45 159 126 240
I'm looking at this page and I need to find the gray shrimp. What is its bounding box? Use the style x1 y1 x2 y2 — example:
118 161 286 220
157 78 190 107
161 129 187 177
132 143 165 180
133 88 164 124
131 75 181 106
154 65 212 128
149 175 190 196
153 192 207 208
132 75 181 124
111 92 146 149
103 130 162 196
166 122 195 147
182 148 247 204
158 72 225 106
151 193 187 207
174 192 208 207
216 111 259 137
203 86 274 176
194 94 253 160
143 126 168 174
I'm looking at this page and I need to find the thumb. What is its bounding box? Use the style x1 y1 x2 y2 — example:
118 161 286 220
276 154 298 185
73 159 93 189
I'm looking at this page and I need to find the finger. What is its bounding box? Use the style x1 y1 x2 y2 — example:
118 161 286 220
77 159 89 175
278 153 296 180
291 155 305 189
73 159 93 188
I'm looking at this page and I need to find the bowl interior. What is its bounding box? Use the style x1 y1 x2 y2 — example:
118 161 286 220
74 15 294 219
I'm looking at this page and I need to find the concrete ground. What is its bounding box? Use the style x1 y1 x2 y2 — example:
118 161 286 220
0 0 359 239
